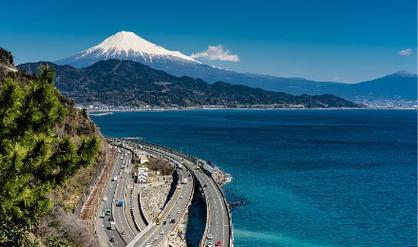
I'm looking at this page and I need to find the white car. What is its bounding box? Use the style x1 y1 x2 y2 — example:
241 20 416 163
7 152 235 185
207 234 213 239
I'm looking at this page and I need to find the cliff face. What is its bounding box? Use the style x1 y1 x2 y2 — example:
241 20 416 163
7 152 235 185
0 47 109 246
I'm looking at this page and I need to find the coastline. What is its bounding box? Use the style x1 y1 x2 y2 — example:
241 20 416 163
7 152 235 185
86 106 417 114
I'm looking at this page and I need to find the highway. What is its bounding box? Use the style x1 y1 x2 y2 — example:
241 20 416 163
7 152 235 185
135 142 232 247
194 166 230 247
100 148 127 246
97 139 232 247
112 150 137 242
127 152 194 247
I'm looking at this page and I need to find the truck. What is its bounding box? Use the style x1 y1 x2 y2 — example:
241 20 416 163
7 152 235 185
109 221 116 230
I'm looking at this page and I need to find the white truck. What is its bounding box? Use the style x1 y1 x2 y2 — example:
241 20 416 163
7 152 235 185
109 221 116 230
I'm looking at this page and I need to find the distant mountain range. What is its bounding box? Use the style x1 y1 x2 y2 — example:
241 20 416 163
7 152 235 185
53 31 417 102
18 60 360 109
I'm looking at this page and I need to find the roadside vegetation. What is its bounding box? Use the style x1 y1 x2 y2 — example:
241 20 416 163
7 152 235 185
146 157 175 175
0 62 101 246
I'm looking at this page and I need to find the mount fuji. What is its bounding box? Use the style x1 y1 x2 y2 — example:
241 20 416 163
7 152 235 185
56 31 200 68
54 31 416 102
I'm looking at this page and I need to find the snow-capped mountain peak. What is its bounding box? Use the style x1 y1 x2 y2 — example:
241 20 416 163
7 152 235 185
56 31 199 67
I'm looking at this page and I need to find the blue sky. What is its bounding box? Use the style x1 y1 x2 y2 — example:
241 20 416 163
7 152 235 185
1 0 416 82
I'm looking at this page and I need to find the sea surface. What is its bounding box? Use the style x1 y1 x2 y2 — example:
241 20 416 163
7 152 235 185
91 109 417 247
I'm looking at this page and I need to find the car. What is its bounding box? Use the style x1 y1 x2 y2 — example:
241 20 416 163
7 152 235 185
105 208 111 216
102 196 107 201
207 234 213 239
109 237 114 242
116 199 124 207
203 184 207 188
162 220 167 225
170 218 176 223
215 240 222 246
207 241 212 247
177 210 181 214
160 231 164 235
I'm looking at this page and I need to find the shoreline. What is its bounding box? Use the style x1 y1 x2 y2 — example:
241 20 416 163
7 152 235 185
86 106 417 114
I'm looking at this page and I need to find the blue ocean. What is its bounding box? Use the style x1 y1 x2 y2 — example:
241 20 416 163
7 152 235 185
91 109 417 247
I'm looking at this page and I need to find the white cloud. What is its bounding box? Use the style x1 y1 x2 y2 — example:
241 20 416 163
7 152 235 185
191 45 240 62
399 48 413 56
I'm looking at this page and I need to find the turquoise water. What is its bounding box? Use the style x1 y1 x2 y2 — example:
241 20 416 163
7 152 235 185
91 110 417 247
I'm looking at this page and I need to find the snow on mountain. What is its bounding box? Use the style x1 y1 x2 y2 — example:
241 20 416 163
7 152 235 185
56 31 199 68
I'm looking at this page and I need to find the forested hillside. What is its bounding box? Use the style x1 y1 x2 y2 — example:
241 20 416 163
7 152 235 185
0 48 105 246
19 60 362 108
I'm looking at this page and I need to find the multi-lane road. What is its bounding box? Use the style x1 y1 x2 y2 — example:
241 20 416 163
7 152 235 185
136 142 232 247
97 139 232 247
100 148 131 247
128 163 194 247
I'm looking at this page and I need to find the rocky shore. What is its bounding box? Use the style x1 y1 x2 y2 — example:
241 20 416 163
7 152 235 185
212 169 232 186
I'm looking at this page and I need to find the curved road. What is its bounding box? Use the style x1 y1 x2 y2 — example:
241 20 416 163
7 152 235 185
97 139 232 247
137 142 232 247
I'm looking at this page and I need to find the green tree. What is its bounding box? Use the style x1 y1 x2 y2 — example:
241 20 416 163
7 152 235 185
0 65 100 246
